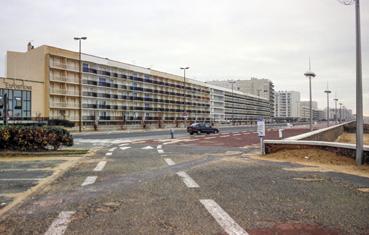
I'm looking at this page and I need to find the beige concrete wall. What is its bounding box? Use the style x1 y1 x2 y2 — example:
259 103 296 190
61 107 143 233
6 46 47 118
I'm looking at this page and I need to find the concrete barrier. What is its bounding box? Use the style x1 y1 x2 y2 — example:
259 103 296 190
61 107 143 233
264 121 369 163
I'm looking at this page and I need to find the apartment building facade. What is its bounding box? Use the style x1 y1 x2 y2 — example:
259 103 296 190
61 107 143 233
208 78 275 117
274 91 300 118
4 44 271 130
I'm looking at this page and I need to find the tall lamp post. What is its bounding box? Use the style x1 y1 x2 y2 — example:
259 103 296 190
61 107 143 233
304 59 316 131
339 102 343 123
338 0 364 165
74 36 87 132
334 96 339 124
229 80 236 125
324 85 331 127
180 67 189 125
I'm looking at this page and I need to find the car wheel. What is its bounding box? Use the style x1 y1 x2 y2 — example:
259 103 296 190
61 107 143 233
190 132 194 135
197 131 201 135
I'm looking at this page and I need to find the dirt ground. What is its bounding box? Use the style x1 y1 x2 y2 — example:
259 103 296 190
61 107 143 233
255 148 369 179
336 132 369 145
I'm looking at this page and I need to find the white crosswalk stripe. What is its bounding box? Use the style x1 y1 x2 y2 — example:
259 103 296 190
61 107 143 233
142 146 154 149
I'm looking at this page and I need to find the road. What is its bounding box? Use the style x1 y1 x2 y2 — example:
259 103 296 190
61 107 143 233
0 126 368 235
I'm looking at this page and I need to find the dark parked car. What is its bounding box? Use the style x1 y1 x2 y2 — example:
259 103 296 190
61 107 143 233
187 123 219 135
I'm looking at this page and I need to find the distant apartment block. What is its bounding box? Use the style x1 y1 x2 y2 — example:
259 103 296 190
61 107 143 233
3 44 272 130
207 77 275 117
274 91 300 118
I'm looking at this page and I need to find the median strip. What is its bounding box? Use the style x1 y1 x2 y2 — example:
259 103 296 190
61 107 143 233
176 171 199 188
200 199 248 235
44 211 75 235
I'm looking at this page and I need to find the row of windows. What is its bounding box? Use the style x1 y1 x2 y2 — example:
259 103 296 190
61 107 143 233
82 80 208 101
82 64 209 94
81 104 209 113
0 89 32 118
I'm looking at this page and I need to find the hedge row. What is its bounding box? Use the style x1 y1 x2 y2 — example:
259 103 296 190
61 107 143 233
0 126 73 151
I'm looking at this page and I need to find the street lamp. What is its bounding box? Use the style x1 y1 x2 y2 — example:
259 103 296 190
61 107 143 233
334 96 339 124
74 36 87 132
304 58 316 131
338 0 364 165
229 80 236 125
339 102 343 123
324 85 331 127
180 67 189 125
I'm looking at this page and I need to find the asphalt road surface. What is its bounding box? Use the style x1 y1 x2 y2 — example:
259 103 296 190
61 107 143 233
1 126 368 235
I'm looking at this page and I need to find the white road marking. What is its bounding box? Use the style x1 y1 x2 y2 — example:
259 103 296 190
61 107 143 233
108 147 117 152
234 134 241 136
200 199 248 235
164 158 175 166
44 211 75 235
176 171 199 188
93 161 107 172
157 145 162 149
81 176 97 186
220 135 230 138
0 178 43 181
142 146 153 149
119 146 131 150
158 149 164 154
105 152 112 156
119 143 129 146
204 137 216 139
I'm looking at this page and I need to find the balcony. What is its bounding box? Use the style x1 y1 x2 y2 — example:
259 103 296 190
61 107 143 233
50 102 80 109
49 63 79 72
49 89 80 96
50 76 79 84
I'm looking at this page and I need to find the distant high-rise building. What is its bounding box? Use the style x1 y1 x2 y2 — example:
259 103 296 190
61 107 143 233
207 77 275 117
274 91 300 118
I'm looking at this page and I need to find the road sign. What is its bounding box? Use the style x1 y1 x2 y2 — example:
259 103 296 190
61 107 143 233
257 119 265 137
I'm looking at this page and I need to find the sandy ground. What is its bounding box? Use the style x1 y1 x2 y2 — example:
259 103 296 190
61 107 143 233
336 132 369 145
255 148 369 179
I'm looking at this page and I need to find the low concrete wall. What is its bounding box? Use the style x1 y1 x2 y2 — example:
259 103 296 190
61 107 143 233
286 121 353 142
264 121 369 163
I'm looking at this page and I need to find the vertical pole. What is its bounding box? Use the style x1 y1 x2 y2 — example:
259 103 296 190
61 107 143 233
309 77 312 131
326 92 329 127
260 137 264 155
355 0 363 165
3 94 7 125
183 69 186 126
232 82 234 126
334 99 337 124
78 39 82 132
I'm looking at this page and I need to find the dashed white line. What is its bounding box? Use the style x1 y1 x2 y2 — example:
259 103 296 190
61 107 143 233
93 161 107 172
200 199 248 235
157 145 162 149
176 171 199 188
119 143 130 146
158 149 164 154
105 152 112 156
220 135 230 138
44 211 76 235
119 146 131 150
164 158 176 166
142 146 154 149
81 176 97 186
108 147 117 152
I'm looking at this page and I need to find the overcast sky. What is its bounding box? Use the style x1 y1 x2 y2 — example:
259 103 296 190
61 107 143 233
0 0 368 115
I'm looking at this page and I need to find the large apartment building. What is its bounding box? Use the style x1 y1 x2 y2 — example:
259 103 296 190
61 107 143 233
208 78 275 117
274 91 300 118
3 44 272 130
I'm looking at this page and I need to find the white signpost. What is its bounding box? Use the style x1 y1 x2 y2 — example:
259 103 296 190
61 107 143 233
257 118 265 155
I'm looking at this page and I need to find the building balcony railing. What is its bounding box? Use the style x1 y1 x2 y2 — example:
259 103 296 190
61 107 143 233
49 89 80 96
50 102 80 109
50 76 79 84
50 63 79 72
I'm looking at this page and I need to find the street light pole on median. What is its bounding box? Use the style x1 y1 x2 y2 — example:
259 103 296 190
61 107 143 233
324 85 331 127
304 58 316 131
74 36 87 132
180 67 189 126
334 96 338 124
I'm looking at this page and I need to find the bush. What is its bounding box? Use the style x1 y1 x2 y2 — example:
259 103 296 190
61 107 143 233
48 119 75 128
0 126 73 151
